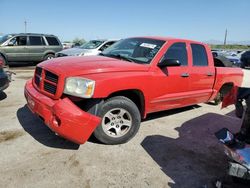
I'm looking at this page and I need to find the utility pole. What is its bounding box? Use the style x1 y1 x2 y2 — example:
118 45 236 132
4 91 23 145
24 20 27 33
224 29 227 45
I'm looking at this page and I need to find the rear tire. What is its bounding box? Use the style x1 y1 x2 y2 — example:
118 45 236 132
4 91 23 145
214 92 222 105
89 96 141 145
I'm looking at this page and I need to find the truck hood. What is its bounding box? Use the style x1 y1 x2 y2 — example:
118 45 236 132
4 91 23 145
39 56 149 76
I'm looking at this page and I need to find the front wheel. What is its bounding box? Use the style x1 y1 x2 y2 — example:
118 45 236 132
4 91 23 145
92 96 141 145
43 54 55 61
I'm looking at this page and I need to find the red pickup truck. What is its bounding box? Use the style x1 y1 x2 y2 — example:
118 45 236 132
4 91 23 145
24 37 243 145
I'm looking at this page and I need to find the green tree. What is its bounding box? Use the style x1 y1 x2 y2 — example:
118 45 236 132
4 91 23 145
210 44 250 50
72 37 86 46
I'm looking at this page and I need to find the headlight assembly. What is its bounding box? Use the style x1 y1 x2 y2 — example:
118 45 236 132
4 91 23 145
64 77 95 98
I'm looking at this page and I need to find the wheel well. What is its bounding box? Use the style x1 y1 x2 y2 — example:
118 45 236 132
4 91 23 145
219 83 234 97
45 52 55 57
108 90 145 118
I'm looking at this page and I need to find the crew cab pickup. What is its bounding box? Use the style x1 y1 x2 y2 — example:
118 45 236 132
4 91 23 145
24 37 243 145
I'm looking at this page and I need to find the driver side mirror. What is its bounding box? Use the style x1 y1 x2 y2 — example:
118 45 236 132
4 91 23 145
158 59 180 68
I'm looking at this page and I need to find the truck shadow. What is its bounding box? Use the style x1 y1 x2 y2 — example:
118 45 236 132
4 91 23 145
8 62 36 67
143 105 201 122
17 105 80 150
0 91 7 101
141 112 248 188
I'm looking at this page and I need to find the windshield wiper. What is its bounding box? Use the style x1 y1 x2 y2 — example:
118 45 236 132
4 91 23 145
105 53 134 62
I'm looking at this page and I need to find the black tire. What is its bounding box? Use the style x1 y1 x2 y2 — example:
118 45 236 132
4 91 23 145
214 92 222 105
43 54 55 61
90 96 141 145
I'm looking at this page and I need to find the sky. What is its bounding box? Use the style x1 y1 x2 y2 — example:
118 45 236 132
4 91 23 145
1 0 250 43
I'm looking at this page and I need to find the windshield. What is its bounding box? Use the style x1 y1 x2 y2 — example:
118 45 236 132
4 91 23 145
0 34 13 44
101 38 165 64
80 40 105 49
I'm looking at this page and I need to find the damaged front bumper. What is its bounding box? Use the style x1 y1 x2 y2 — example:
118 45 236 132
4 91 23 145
24 79 101 144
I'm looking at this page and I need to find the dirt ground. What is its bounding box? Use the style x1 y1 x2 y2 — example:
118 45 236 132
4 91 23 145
0 65 249 188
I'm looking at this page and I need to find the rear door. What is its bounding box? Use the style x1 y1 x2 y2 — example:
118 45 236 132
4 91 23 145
188 43 215 103
27 36 46 61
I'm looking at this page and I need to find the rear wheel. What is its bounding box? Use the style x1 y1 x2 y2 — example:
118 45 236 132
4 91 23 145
43 54 55 61
90 96 141 145
214 92 222 105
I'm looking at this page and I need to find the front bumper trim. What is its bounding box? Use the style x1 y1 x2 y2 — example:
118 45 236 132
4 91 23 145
24 79 101 144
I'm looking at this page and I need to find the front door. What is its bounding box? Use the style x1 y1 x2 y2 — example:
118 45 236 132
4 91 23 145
150 42 191 112
3 36 28 61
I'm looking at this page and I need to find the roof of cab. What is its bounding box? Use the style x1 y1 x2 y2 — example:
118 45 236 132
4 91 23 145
131 36 206 45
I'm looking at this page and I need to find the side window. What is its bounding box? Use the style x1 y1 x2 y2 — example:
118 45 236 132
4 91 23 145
99 41 115 51
191 44 208 66
45 37 60 46
29 36 45 46
162 42 188 66
9 36 27 46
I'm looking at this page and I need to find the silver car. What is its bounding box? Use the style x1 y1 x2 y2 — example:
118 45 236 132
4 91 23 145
55 39 118 57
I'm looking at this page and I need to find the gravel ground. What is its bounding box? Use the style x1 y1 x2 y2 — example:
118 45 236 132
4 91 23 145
0 65 249 188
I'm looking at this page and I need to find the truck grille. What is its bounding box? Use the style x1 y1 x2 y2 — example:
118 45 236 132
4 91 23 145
44 81 57 94
34 67 59 96
45 70 58 83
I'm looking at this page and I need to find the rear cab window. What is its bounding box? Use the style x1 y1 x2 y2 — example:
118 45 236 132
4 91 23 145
45 36 60 46
191 43 208 66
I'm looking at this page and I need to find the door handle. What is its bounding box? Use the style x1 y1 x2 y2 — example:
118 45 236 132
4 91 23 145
206 72 214 76
181 73 189 77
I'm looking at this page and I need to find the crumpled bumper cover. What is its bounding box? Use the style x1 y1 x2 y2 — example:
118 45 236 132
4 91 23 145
24 79 101 144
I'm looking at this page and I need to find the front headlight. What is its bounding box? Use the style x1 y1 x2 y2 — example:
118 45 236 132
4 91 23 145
64 77 95 98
